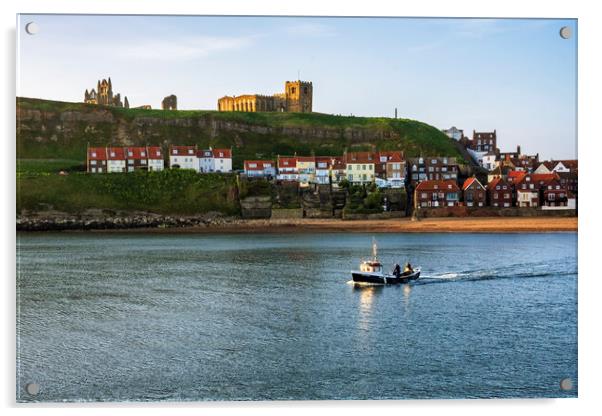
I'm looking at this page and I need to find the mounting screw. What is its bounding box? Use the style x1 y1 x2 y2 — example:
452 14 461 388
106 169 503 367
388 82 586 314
559 26 571 40
25 22 39 35
25 383 40 396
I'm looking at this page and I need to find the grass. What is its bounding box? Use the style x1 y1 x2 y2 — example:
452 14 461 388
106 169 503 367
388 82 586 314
17 97 465 168
17 169 240 215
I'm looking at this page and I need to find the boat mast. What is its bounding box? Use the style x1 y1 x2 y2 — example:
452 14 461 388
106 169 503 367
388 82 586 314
372 237 378 261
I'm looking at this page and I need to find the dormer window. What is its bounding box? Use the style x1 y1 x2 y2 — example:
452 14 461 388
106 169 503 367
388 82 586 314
91 152 97 157
128 151 133 157
141 151 146 157
188 149 194 155
156 151 161 156
173 149 178 155
448 184 452 189
110 152 115 157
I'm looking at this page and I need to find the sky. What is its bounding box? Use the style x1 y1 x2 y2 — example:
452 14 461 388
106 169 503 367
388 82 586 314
17 15 577 160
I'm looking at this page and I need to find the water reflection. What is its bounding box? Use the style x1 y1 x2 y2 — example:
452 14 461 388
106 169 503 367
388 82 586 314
354 285 382 332
402 283 412 317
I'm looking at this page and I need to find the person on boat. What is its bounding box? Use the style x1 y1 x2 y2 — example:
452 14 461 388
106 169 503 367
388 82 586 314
403 262 414 275
392 263 401 278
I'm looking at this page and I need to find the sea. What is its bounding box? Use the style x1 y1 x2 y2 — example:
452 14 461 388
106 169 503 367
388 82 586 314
16 232 578 401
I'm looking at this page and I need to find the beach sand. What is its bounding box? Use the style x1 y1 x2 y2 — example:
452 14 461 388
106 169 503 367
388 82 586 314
93 216 577 234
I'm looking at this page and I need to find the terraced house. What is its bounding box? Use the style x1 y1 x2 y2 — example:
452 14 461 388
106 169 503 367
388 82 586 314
87 146 164 173
345 152 375 184
414 180 461 209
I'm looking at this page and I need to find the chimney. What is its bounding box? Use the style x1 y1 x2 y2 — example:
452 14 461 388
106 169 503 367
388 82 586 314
517 145 521 155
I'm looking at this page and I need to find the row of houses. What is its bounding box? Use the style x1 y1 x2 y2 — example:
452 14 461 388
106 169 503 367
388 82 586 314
414 172 575 210
243 152 406 187
86 145 232 174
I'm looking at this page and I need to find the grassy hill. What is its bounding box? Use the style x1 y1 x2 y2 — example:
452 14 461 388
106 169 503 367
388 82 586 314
17 97 464 170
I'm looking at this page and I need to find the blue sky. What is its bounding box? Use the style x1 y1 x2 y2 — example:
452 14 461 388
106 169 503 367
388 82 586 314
17 15 577 159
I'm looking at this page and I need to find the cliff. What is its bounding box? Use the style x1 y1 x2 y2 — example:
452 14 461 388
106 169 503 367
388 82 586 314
17 97 464 167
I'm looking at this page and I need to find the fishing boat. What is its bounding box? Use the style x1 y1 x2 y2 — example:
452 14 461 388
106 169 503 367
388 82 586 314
351 238 420 285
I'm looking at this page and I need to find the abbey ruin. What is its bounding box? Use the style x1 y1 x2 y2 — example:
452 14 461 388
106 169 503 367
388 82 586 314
84 77 129 108
218 80 313 113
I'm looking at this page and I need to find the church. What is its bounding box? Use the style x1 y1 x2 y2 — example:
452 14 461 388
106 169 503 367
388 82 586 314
84 77 129 108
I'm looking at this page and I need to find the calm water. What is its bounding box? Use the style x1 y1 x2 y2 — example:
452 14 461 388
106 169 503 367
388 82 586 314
16 232 577 402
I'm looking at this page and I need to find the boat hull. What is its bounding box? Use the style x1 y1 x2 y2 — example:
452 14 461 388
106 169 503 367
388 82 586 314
351 270 420 285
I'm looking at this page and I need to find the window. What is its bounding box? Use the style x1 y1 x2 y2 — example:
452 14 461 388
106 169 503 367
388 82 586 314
173 149 178 154
91 160 97 165
362 165 366 170
303 87 308 94
291 87 296 94
362 174 367 181
348 174 353 181
128 151 133 157
431 159 437 164
448 184 452 189
91 167 96 173
156 151 161 156
91 152 97 157
249 163 257 168
141 160 146 165
494 193 499 199
265 163 272 168
188 149 194 155
432 193 438 201
141 151 146 157
421 192 427 199
556 185 560 190
504 193 510 199
110 152 115 157
128 160 134 165
496 185 500 190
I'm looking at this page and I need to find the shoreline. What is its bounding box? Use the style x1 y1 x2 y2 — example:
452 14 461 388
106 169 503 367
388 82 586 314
18 217 578 234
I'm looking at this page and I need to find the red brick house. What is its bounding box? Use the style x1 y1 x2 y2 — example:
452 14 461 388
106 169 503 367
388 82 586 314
487 177 513 207
515 173 560 208
542 177 569 207
462 177 486 207
414 180 461 209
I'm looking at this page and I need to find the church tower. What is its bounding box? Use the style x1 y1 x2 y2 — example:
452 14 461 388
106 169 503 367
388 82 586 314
284 80 313 113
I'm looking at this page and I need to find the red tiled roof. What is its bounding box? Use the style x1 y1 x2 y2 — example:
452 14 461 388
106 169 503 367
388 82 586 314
212 148 232 159
107 147 125 160
125 147 148 160
88 147 107 160
415 180 460 192
462 177 485 191
378 151 403 163
508 170 527 182
170 145 196 156
345 152 375 164
278 156 298 168
556 160 578 170
244 160 274 171
296 156 316 163
147 146 163 160
331 156 346 170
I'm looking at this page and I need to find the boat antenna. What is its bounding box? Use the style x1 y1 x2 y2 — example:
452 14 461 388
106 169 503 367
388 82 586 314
372 237 378 261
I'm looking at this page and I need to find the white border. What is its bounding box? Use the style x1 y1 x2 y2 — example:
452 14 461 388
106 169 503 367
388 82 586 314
3 1 601 415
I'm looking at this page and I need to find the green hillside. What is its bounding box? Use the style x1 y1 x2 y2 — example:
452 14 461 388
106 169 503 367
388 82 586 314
17 97 464 169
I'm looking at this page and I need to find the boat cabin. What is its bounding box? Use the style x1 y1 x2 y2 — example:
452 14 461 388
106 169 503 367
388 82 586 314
359 260 382 274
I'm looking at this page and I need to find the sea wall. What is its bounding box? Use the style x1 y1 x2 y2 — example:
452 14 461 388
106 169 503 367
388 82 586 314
415 206 577 218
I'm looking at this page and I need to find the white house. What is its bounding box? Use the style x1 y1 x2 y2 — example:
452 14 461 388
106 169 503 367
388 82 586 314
169 145 197 170
482 151 498 171
146 146 164 171
211 148 232 173
198 149 214 172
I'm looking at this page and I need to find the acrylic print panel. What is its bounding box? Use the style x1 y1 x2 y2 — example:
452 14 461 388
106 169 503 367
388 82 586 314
16 14 577 402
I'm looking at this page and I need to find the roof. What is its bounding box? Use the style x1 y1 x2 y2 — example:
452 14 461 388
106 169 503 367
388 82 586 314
378 151 404 163
516 173 560 187
170 145 196 156
146 146 163 160
212 148 232 159
462 177 485 191
507 170 527 182
107 147 125 160
315 156 333 168
125 147 148 160
346 152 375 164
487 177 510 190
331 156 346 169
278 156 298 168
197 149 213 158
415 180 460 192
555 160 578 170
244 160 274 171
296 156 316 163
88 147 107 160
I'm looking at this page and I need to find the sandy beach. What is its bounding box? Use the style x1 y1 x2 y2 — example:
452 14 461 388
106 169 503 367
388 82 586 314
90 216 577 234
